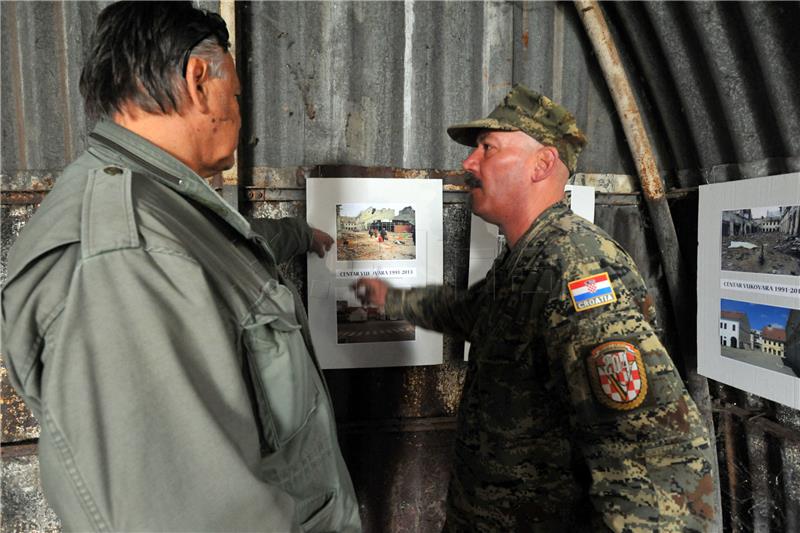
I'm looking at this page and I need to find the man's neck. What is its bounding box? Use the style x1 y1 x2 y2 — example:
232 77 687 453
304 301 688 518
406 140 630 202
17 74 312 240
112 111 201 175
502 192 565 248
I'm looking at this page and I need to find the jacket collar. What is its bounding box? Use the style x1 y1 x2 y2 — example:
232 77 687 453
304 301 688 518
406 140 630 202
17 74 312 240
512 199 571 251
499 198 571 273
88 120 277 263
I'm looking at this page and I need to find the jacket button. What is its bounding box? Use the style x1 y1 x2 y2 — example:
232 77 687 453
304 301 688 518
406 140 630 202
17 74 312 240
104 166 123 175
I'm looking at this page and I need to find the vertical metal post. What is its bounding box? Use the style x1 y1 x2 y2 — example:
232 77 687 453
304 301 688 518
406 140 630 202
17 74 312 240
574 0 723 527
220 0 239 209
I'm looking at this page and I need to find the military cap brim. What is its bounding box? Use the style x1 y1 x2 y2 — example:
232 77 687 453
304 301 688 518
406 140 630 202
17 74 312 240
447 118 520 147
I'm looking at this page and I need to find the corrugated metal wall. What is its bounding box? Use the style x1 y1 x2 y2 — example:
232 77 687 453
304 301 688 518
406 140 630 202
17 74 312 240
604 1 800 187
235 0 634 173
1 1 799 531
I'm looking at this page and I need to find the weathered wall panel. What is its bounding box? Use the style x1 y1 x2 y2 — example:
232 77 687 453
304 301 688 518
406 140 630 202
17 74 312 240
1 204 41 443
775 404 800 531
604 1 800 183
240 1 405 169
238 1 630 174
0 1 108 172
0 452 61 532
517 2 635 175
3 2 797 181
0 0 634 175
339 425 454 532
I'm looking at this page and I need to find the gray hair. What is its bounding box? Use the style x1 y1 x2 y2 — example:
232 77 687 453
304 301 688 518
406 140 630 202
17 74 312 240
168 38 229 110
188 37 229 80
80 2 230 118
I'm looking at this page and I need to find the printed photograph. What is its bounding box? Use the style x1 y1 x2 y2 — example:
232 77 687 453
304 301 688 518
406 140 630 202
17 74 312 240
336 203 417 261
335 284 415 344
721 205 800 275
719 298 799 379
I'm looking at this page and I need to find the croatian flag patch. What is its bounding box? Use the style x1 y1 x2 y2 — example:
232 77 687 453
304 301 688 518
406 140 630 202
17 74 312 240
567 272 617 312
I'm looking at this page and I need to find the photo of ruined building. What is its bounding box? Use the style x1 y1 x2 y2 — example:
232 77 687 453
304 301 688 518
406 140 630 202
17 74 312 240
336 203 416 261
721 205 800 275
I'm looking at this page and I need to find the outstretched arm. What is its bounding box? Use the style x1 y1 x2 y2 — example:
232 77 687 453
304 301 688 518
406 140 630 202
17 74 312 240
250 217 333 262
354 277 485 341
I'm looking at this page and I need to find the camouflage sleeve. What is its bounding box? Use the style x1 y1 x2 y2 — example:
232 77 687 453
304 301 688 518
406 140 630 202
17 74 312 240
385 280 485 341
543 229 717 532
250 217 313 263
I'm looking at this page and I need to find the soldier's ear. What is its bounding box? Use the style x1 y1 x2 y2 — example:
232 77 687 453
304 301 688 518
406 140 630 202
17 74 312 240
184 56 211 114
531 146 558 182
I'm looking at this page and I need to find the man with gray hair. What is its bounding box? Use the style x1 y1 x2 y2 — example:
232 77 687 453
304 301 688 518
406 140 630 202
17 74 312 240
1 2 359 531
356 85 717 531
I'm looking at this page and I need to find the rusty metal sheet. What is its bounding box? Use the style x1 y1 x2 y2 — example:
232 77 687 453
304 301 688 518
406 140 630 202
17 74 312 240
1 203 41 444
236 1 630 174
1 204 38 285
338 423 454 533
776 404 800 531
0 452 61 531
246 165 470 192
325 361 466 422
0 191 49 205
743 393 778 532
0 170 57 191
1 359 40 443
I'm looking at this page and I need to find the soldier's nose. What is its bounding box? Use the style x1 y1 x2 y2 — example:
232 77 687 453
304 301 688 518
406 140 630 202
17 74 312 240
463 150 480 174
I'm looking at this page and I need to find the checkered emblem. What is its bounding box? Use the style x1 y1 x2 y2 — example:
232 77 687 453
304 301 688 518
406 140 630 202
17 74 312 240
587 341 647 410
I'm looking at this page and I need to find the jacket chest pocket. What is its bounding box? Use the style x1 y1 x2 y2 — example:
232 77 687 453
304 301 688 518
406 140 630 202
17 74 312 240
241 280 321 453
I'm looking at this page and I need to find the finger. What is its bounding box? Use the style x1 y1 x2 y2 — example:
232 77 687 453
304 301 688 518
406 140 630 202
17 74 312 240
352 281 366 297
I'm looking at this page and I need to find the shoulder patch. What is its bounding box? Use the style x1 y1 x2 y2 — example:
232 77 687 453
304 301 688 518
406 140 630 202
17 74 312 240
567 272 617 312
586 341 647 410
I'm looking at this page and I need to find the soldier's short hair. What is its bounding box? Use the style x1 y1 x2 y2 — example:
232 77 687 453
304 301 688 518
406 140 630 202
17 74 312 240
80 1 230 118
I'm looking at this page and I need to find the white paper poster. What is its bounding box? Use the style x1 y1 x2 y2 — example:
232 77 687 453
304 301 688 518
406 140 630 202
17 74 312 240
464 184 596 359
307 178 444 369
697 173 800 409
565 184 596 224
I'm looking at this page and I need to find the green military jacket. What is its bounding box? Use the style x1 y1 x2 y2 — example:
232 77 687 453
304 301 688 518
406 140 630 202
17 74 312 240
387 200 717 532
1 121 361 532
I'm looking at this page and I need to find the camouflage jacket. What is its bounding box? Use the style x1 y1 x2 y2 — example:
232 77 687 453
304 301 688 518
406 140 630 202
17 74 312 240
386 200 717 532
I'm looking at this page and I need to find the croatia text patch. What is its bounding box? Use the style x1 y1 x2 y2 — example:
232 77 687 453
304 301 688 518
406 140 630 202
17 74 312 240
567 272 617 312
587 341 648 410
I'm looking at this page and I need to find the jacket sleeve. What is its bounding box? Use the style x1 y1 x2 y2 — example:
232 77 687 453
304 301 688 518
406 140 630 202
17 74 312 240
542 236 717 532
250 216 313 263
384 280 485 341
38 247 300 532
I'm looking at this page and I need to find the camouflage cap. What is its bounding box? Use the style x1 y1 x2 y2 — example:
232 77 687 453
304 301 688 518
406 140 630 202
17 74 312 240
447 84 587 173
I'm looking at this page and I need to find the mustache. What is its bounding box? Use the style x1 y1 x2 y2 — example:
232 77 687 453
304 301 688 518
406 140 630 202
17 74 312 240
465 174 482 188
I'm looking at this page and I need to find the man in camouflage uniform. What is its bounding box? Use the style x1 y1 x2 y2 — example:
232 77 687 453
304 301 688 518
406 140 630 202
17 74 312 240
356 85 717 531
